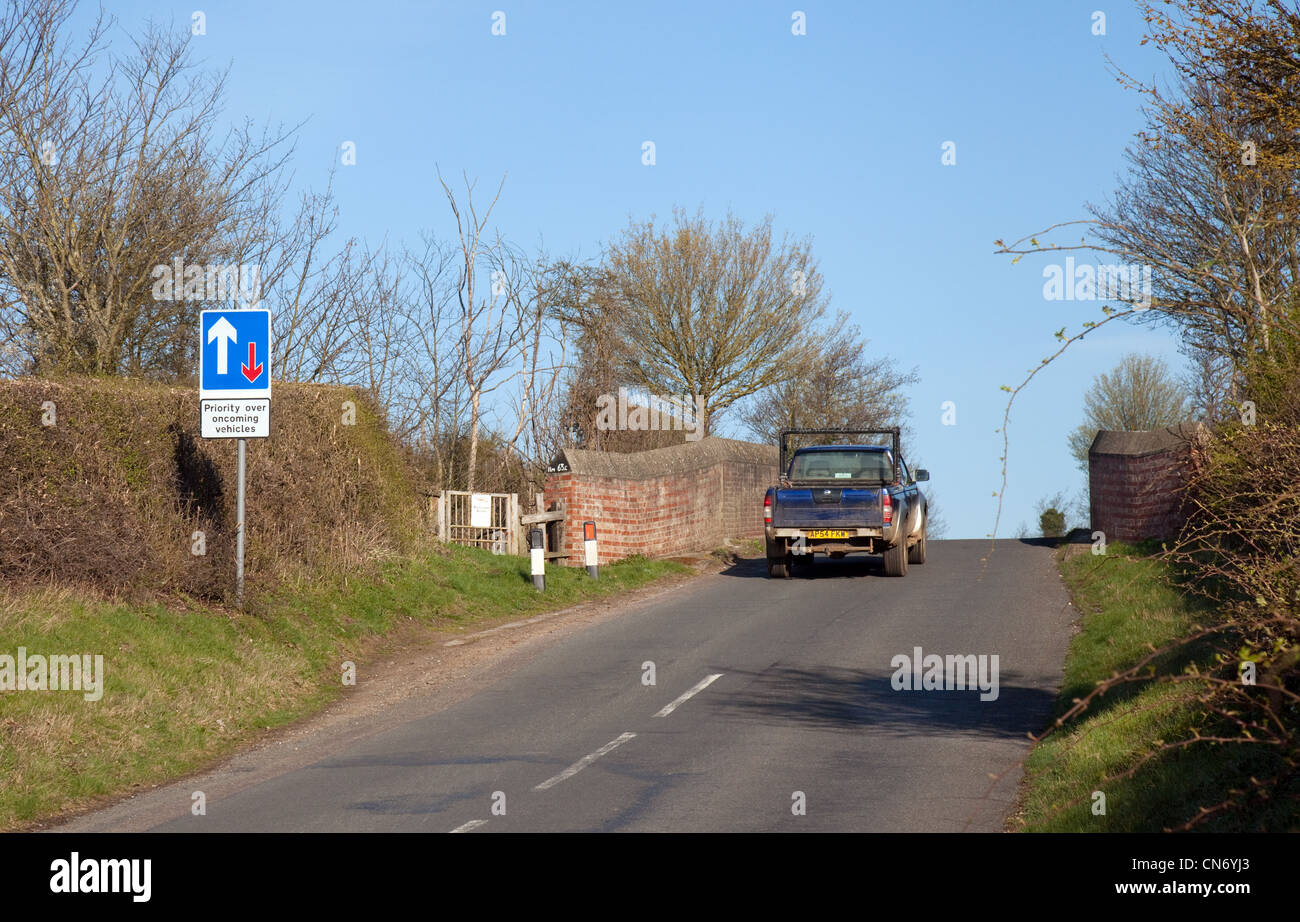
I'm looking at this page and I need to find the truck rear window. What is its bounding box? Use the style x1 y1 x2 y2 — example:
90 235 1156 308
790 450 893 481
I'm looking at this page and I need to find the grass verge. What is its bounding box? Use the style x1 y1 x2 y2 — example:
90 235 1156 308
0 543 686 830
1018 541 1295 831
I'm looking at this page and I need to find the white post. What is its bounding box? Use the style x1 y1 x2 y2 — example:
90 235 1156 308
583 521 598 579
530 528 545 591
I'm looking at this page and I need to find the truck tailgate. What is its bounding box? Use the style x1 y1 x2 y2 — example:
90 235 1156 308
772 487 884 528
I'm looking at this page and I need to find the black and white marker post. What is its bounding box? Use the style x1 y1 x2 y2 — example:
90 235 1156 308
583 521 598 579
530 527 545 591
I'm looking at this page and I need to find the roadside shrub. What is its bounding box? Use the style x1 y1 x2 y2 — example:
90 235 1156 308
0 377 426 601
1038 507 1067 538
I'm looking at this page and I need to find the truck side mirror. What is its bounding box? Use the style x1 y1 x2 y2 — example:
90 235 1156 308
915 469 930 482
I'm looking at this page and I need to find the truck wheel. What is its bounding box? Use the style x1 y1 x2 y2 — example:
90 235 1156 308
908 521 927 565
882 539 908 577
767 556 790 579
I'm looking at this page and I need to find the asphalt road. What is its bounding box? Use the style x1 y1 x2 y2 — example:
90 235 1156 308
133 539 1075 832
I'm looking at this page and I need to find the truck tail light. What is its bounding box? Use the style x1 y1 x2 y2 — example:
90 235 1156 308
882 491 892 525
764 492 772 525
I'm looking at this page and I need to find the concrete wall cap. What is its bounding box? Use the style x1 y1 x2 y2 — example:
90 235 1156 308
550 436 778 479
1089 422 1207 458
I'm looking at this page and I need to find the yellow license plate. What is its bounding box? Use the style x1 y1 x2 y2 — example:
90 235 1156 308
806 529 850 539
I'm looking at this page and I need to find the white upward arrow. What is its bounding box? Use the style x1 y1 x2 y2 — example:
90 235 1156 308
207 316 238 375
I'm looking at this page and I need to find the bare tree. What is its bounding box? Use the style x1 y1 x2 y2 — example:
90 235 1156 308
400 233 464 486
492 245 568 493
1067 353 1191 471
996 5 1300 391
437 170 527 491
544 260 685 452
341 243 411 420
921 491 949 539
602 208 829 433
0 4 295 378
1179 346 1236 424
263 177 364 385
1092 77 1298 371
741 313 918 444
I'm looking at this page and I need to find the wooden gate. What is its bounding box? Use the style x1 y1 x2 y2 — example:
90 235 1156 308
435 491 519 554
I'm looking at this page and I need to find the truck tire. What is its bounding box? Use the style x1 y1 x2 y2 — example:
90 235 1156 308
908 519 927 565
767 555 790 579
882 539 908 577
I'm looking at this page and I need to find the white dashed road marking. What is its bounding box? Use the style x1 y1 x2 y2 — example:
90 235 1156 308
655 673 723 718
533 732 637 791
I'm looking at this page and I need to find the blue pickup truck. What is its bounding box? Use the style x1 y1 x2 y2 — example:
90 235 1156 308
763 428 929 578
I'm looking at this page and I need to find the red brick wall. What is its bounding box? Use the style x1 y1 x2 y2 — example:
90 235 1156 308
1089 447 1190 542
720 457 774 542
543 444 776 564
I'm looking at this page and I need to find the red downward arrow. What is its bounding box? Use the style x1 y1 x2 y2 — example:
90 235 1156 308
241 342 263 382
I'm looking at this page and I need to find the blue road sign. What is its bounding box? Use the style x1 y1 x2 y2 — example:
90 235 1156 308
200 310 271 400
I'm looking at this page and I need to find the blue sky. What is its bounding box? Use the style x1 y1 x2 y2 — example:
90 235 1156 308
86 0 1180 538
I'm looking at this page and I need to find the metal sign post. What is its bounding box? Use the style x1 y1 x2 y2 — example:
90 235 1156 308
199 309 272 609
236 438 246 607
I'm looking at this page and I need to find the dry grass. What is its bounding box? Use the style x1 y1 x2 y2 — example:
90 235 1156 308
0 376 424 602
